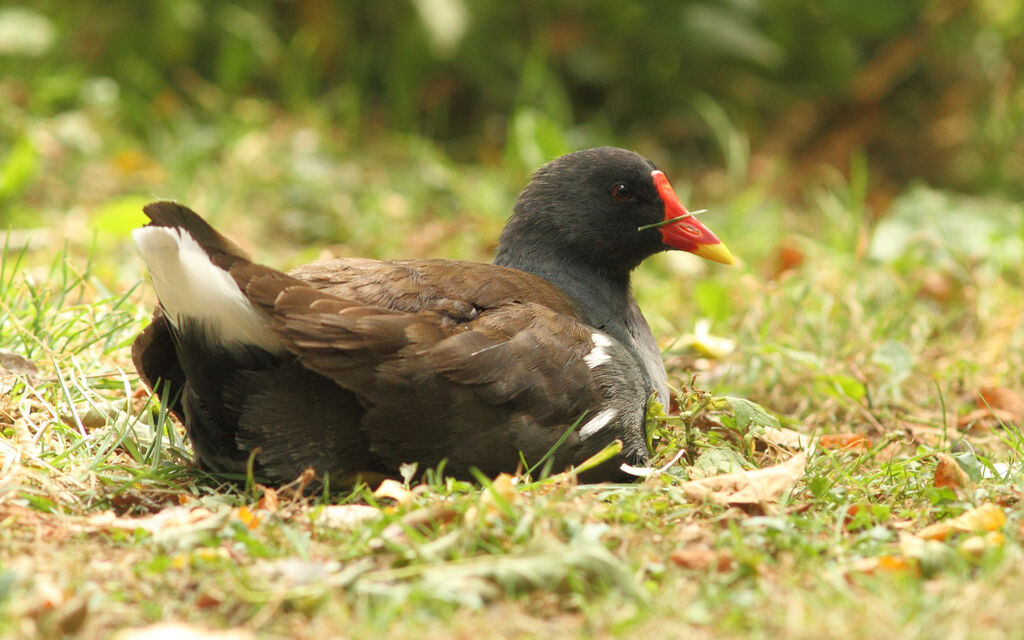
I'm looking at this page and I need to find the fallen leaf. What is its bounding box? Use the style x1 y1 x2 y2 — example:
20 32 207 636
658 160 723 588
918 503 1006 541
897 532 961 576
195 593 223 610
111 623 256 640
956 409 1002 431
678 319 735 359
376 504 462 546
771 241 806 278
958 531 1004 559
316 504 382 529
977 386 1024 418
877 555 912 572
85 506 221 534
373 478 414 506
235 505 259 530
251 558 343 588
819 433 870 451
933 454 970 492
256 487 279 512
849 554 914 575
958 387 1024 430
0 351 39 381
84 506 231 550
467 473 519 523
752 425 809 450
675 452 806 510
669 546 734 571
843 504 867 529
917 268 959 303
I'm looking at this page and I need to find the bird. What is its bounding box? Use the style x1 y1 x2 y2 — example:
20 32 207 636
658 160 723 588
131 147 733 486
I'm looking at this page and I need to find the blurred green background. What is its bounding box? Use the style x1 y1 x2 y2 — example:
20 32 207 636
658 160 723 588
1 0 1022 275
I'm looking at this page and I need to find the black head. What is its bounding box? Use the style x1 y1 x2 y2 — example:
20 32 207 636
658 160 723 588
495 147 732 279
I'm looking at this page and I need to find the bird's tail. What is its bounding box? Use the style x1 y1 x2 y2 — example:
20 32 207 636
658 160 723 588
132 201 285 353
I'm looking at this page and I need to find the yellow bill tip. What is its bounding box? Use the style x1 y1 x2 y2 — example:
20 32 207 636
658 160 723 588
691 241 736 266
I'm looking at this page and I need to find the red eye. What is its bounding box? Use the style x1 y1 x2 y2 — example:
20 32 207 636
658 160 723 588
612 184 633 202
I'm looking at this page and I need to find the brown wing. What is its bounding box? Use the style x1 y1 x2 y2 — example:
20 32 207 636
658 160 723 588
238 262 648 477
290 257 581 318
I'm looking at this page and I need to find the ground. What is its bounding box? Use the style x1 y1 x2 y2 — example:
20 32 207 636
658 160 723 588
2 111 1024 639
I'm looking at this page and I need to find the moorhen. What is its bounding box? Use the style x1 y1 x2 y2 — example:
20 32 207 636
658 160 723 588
131 147 733 485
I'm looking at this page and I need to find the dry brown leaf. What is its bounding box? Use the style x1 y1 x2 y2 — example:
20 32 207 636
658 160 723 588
195 592 223 610
956 408 1001 431
83 506 233 550
917 268 960 303
933 454 970 492
918 503 1006 541
977 386 1024 418
669 546 734 571
675 452 806 509
84 506 221 534
842 504 867 529
958 387 1024 430
256 487 279 512
373 478 414 506
0 351 39 391
467 473 519 523
111 623 256 640
819 433 870 451
754 426 810 450
771 241 806 279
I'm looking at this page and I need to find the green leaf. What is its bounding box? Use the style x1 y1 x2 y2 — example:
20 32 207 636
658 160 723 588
724 396 780 432
953 451 986 483
644 397 669 452
693 447 749 475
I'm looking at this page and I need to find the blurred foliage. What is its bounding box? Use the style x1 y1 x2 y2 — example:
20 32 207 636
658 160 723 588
0 0 1022 230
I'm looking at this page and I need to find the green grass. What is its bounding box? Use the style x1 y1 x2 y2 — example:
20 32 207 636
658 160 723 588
3 100 1024 639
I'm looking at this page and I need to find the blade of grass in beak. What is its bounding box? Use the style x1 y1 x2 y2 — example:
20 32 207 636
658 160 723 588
637 209 708 232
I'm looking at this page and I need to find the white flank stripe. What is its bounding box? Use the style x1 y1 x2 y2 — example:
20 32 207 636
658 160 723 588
133 226 284 352
584 332 613 368
579 408 617 439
